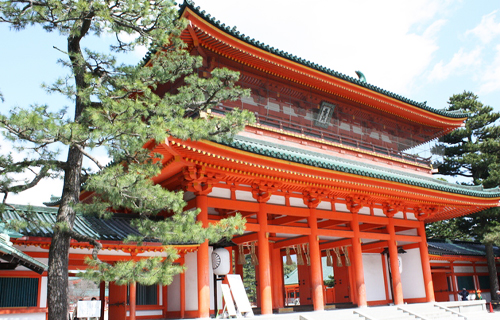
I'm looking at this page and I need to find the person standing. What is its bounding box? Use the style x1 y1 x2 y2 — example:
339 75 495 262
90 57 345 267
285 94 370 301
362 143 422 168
459 288 469 301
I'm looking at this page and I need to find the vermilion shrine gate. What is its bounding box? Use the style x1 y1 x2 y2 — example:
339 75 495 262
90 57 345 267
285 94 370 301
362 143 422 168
1 2 500 319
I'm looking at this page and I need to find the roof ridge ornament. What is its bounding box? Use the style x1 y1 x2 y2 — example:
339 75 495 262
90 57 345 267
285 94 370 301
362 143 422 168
355 70 366 83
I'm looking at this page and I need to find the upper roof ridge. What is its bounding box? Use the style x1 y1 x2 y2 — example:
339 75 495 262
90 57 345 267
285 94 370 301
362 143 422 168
178 1 468 119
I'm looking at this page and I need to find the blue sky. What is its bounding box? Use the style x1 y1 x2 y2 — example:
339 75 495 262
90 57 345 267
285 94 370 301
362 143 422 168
1 0 500 205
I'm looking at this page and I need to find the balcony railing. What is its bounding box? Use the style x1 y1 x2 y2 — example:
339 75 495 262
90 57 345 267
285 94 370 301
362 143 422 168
212 104 431 167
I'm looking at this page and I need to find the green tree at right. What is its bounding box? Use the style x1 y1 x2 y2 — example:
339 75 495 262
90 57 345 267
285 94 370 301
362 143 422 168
429 91 500 300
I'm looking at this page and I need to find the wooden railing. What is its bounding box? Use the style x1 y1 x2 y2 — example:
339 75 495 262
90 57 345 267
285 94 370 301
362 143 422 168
212 105 431 167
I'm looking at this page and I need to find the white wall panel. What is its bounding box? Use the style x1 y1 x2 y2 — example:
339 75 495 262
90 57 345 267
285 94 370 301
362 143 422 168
363 253 386 301
400 248 425 299
185 251 199 311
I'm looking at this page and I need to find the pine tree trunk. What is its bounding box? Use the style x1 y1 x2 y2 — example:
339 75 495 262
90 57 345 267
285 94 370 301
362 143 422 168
47 146 83 320
47 26 88 319
486 243 499 301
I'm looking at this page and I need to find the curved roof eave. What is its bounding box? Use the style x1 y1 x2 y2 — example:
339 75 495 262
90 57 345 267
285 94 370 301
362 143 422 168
216 135 500 199
173 1 468 122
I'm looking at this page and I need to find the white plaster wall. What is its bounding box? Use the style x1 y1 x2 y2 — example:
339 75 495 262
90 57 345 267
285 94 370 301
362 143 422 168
289 197 307 208
362 253 386 301
476 266 489 273
454 266 474 273
0 313 46 320
267 195 285 205
316 201 332 211
40 276 47 308
400 248 426 299
335 203 349 212
210 187 231 199
357 206 370 215
185 251 199 311
136 310 163 316
373 208 385 217
396 229 417 236
235 190 256 202
167 274 181 311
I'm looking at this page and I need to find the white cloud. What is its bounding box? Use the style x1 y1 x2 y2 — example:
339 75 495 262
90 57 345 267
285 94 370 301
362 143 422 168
428 48 482 81
478 44 500 94
192 0 451 95
465 10 500 44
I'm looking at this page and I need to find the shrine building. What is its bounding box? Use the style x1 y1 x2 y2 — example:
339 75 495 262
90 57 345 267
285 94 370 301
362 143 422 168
2 1 500 319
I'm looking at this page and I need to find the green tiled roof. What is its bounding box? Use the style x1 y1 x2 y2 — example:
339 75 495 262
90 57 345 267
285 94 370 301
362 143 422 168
173 1 467 119
1 204 143 241
0 235 47 274
428 239 500 257
224 135 500 198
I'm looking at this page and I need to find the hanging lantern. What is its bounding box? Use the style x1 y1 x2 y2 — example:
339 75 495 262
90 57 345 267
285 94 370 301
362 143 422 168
212 248 231 275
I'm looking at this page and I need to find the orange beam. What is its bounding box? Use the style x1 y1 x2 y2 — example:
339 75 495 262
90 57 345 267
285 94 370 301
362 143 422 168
244 223 260 232
317 220 348 228
267 225 310 235
361 241 388 251
269 216 305 225
319 239 352 250
233 232 258 244
273 236 309 249
318 229 353 238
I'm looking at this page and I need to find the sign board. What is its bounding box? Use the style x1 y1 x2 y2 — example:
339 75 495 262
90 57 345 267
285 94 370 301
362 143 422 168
220 284 237 317
76 301 101 318
226 274 253 316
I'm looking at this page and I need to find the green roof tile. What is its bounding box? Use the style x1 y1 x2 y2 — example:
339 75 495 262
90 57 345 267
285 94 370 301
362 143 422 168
0 234 47 274
223 135 500 198
428 239 500 257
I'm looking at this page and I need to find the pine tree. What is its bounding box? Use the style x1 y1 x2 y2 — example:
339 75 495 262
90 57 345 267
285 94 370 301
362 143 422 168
0 0 254 319
430 91 500 300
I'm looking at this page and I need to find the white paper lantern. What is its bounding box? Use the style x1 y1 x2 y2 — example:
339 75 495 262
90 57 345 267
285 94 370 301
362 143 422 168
212 248 231 275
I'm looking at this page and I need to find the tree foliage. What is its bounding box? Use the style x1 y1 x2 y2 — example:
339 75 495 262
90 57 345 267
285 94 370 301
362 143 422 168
429 91 500 299
0 0 254 318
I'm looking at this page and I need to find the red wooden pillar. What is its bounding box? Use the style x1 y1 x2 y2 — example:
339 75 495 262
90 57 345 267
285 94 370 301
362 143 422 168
99 282 106 320
351 212 367 307
418 221 435 302
257 200 272 314
387 217 403 305
196 193 211 318
307 206 324 311
450 261 458 301
129 282 136 320
252 182 276 315
108 282 127 319
271 246 284 309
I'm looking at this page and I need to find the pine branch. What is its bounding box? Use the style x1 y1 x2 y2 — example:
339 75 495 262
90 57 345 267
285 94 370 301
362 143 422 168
67 229 103 260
